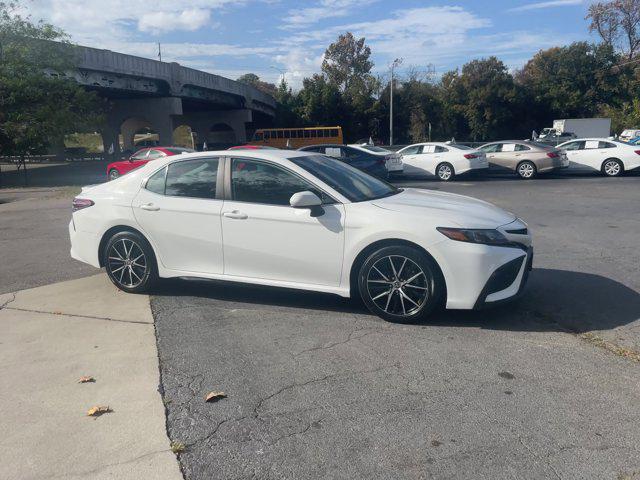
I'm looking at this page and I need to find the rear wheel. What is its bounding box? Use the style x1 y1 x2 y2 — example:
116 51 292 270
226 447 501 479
103 231 157 293
358 245 443 323
516 161 536 179
108 169 120 181
602 158 623 177
436 162 455 181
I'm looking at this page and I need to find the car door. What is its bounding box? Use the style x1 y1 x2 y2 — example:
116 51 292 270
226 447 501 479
221 157 345 286
132 157 225 274
481 143 507 171
580 140 606 170
561 141 588 171
398 145 424 175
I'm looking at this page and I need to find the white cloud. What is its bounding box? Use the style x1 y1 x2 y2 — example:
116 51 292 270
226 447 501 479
283 0 379 29
509 0 583 12
138 9 212 34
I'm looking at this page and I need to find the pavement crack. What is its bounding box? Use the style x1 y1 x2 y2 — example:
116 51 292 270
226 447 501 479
518 436 562 480
3 306 151 325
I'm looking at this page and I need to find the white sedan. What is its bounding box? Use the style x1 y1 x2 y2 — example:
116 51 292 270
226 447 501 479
69 150 532 323
557 138 640 176
396 142 488 180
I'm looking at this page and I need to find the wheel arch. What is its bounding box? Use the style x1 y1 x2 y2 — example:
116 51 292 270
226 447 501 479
601 157 624 172
436 161 455 174
348 238 447 301
98 225 156 268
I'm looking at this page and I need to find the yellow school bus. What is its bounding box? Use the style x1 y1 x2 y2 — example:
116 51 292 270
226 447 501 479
249 126 343 149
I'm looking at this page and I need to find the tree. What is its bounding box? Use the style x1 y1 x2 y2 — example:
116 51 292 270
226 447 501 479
273 79 301 128
0 2 104 161
237 73 277 97
321 32 379 140
587 0 640 59
297 74 345 126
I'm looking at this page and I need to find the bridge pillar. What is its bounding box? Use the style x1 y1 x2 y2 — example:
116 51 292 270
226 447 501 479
180 109 252 148
101 125 121 159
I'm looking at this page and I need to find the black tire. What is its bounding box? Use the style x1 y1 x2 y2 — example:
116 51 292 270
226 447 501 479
103 231 158 293
358 245 444 323
516 161 536 180
601 158 623 177
108 169 120 181
436 162 455 181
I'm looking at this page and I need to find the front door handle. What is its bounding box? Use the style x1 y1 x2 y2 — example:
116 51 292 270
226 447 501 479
140 203 160 211
223 210 248 220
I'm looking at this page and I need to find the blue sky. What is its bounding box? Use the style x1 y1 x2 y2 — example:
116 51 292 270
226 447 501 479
29 0 597 88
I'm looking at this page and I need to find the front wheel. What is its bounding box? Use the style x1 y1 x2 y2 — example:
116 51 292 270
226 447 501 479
436 162 455 181
358 245 444 323
602 158 623 177
516 161 536 180
108 169 120 181
103 231 158 293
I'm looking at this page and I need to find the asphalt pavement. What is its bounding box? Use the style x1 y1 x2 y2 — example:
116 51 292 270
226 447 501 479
150 173 640 480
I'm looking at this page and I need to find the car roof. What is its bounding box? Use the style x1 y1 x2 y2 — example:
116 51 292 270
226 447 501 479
148 149 313 168
300 144 345 149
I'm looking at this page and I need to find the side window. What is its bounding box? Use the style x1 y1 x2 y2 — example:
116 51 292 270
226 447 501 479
435 146 448 153
231 158 326 206
599 141 616 149
147 149 165 159
401 145 421 155
562 141 583 151
501 143 516 152
264 131 271 140
479 144 500 153
422 145 436 154
131 149 149 160
342 148 361 159
145 166 167 195
584 140 600 150
165 158 219 199
515 144 531 151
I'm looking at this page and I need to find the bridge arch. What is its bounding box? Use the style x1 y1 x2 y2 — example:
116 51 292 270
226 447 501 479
207 123 237 148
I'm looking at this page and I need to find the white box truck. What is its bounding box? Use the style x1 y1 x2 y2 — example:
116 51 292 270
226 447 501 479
539 118 611 140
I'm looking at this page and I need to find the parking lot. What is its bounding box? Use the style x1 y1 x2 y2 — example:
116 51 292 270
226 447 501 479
2 171 639 479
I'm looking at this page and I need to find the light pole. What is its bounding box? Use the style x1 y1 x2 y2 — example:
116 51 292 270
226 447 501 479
389 58 403 146
270 65 286 85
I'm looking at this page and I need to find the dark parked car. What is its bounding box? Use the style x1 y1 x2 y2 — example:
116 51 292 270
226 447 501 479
298 144 388 178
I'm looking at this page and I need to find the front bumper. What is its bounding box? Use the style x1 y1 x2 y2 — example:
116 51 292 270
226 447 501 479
474 246 533 309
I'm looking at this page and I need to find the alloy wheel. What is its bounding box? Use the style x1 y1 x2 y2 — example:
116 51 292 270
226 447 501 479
109 169 120 181
518 163 534 179
107 238 148 288
366 255 429 316
604 160 621 176
437 164 452 181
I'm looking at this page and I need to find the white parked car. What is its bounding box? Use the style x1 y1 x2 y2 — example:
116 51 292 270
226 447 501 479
396 142 488 181
619 129 640 142
348 144 404 175
557 138 640 177
69 150 532 323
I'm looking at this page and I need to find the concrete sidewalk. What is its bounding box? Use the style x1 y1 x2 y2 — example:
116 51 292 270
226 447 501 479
0 275 183 480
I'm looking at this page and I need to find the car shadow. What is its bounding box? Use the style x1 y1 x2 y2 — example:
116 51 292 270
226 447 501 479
151 268 640 333
0 161 109 188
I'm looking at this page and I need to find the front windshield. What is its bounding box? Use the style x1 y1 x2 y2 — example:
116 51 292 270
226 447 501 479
289 155 399 202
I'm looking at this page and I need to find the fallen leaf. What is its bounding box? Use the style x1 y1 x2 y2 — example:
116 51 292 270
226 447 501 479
87 405 111 417
78 376 95 383
204 391 226 403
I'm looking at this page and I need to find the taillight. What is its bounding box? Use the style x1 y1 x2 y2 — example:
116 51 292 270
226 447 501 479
547 152 559 158
464 154 478 159
635 150 640 156
73 198 94 211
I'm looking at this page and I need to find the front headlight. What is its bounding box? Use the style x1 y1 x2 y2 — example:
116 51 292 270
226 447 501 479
436 227 511 246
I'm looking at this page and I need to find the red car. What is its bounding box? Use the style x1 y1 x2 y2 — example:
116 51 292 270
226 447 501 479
107 147 194 180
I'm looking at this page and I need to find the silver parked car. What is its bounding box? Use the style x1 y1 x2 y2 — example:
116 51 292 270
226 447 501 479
478 141 569 179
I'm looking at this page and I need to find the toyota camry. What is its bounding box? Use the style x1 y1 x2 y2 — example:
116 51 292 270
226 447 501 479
69 150 533 323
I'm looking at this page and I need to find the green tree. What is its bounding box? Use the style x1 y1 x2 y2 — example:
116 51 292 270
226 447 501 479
273 79 301 128
237 73 277 97
297 74 344 126
0 2 105 158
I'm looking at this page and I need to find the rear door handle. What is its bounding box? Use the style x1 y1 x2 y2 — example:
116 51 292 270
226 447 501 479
223 210 248 220
140 203 160 211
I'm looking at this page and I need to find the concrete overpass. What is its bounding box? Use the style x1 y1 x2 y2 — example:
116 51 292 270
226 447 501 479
62 44 276 156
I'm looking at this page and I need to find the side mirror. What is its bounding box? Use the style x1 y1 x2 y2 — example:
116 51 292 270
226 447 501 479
290 191 324 217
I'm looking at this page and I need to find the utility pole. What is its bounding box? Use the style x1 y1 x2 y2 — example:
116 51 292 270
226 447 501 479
389 58 402 146
158 42 162 62
270 65 286 85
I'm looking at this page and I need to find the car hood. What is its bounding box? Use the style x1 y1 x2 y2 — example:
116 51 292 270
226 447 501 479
371 188 516 228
